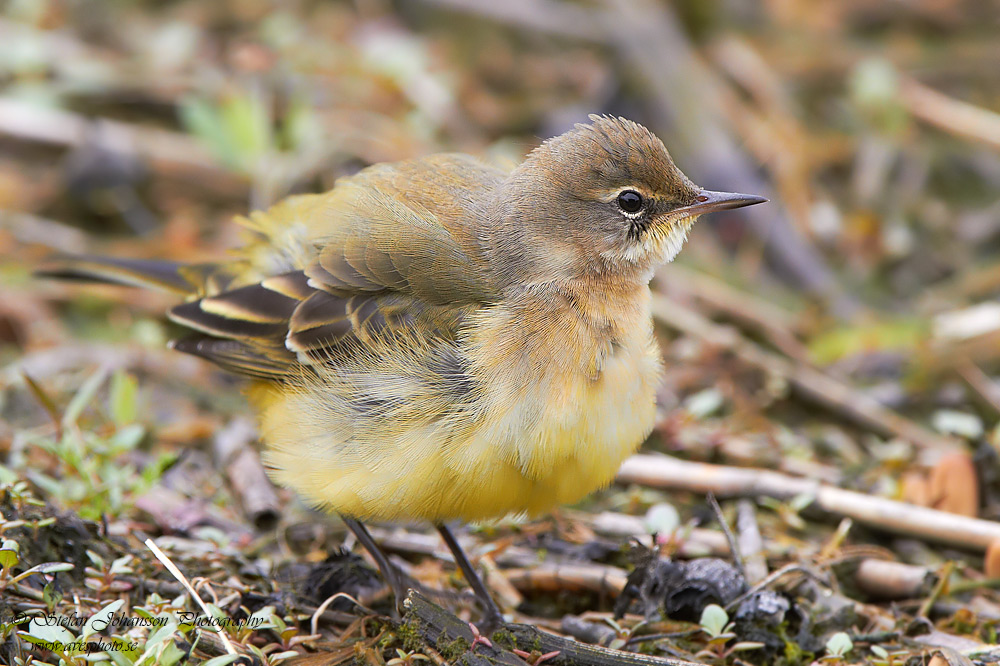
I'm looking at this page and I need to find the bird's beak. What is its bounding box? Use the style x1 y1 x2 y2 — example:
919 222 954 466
676 190 768 216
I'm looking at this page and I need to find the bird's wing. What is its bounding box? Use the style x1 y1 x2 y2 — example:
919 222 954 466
166 154 505 379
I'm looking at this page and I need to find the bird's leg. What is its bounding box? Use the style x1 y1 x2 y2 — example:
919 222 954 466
436 523 505 634
341 516 411 611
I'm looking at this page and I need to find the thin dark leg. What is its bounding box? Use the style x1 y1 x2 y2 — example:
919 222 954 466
436 523 505 632
341 516 410 610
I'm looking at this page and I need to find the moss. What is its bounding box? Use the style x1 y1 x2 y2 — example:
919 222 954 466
377 630 395 651
491 628 518 651
783 637 811 666
435 631 470 661
397 618 426 653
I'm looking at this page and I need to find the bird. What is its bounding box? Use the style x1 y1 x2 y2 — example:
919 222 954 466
40 115 765 631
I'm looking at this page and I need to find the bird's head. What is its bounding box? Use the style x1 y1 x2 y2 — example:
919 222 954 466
488 115 765 288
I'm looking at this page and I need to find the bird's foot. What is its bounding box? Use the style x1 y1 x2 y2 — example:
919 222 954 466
467 621 493 651
512 649 562 665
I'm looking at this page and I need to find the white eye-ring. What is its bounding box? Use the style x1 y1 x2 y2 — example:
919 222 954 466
616 189 644 218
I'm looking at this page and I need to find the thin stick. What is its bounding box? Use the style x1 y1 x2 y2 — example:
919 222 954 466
654 266 810 362
918 561 956 618
736 500 768 585
502 563 629 595
900 78 1000 152
706 493 745 582
957 360 1000 414
144 539 238 657
724 563 827 612
310 592 377 637
617 455 1000 551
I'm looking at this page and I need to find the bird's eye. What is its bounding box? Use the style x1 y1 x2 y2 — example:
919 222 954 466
617 190 644 214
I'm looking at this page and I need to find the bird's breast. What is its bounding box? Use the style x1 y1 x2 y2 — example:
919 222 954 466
450 292 662 517
256 288 662 522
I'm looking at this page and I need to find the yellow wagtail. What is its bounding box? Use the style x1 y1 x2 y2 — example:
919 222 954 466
41 115 765 630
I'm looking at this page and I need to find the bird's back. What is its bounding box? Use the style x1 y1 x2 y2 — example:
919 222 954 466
117 153 505 381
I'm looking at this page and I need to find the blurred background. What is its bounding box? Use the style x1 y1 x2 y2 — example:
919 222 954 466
2 0 1000 660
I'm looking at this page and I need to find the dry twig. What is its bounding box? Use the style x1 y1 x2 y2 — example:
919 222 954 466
617 454 1000 550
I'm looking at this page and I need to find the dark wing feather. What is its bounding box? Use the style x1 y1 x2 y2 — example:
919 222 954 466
285 290 353 352
169 336 299 380
43 155 507 381
167 267 475 379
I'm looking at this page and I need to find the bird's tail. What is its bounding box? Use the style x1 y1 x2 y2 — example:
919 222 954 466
37 255 196 294
36 255 248 298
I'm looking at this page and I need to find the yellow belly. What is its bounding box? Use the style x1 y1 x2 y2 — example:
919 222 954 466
438 342 660 520
255 335 659 523
254 284 662 524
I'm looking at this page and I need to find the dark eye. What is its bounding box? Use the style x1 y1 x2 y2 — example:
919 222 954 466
617 190 643 213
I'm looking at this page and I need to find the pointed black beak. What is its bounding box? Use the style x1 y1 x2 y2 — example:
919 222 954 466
677 190 768 216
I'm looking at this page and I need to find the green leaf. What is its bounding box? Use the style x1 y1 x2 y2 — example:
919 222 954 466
109 371 138 426
106 637 139 666
86 550 106 569
180 96 236 167
0 538 20 569
109 555 134 575
871 645 889 659
700 604 729 638
684 388 725 418
109 424 146 453
644 503 680 535
143 618 179 649
826 632 853 657
23 617 77 644
808 319 925 366
10 561 74 585
132 608 155 621
63 368 108 427
43 581 63 608
248 605 279 630
83 599 125 639
281 97 321 151
789 492 816 513
202 655 241 666
932 410 984 439
221 92 271 164
156 640 187 666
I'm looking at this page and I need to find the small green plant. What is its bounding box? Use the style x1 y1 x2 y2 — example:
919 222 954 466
696 604 765 662
760 492 814 531
16 369 174 521
1 480 46 513
234 606 311 662
869 644 909 666
0 537 73 594
386 648 432 665
601 617 637 651
18 599 153 666
179 91 320 172
83 550 135 595
820 632 853 663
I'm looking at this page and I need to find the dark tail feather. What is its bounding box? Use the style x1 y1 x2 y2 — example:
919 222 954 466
36 255 196 295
